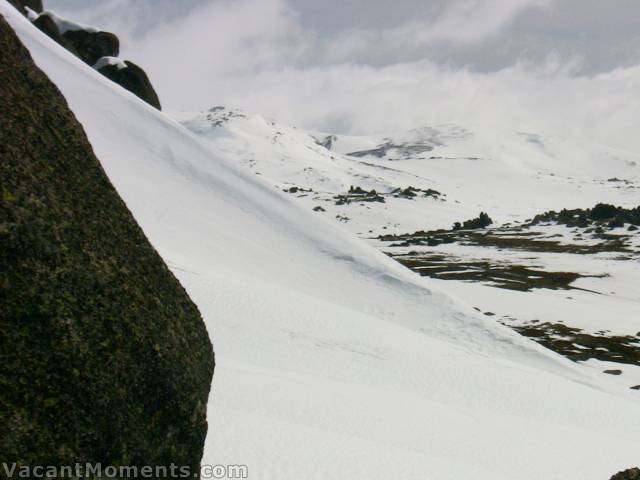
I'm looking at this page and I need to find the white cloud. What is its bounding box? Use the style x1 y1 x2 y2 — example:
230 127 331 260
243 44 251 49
206 59 640 145
385 0 551 46
44 0 640 155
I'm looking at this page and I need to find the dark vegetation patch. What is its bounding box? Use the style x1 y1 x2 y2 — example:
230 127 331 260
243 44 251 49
284 186 312 194
532 203 640 229
382 228 634 253
453 212 493 230
379 204 637 253
377 204 640 368
608 177 633 185
506 323 640 367
389 252 602 292
0 17 213 470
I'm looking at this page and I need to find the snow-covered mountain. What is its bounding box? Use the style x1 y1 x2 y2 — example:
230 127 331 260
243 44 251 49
3 3 640 479
176 105 639 235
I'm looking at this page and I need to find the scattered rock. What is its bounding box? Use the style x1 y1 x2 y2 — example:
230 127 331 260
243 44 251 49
532 204 640 229
284 186 312 194
335 186 385 205
391 186 441 200
603 369 623 375
315 134 337 150
347 140 435 159
453 212 493 230
313 206 325 212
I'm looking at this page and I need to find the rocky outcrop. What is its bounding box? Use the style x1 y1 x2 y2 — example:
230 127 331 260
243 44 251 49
6 0 42 15
7 0 162 110
62 28 119 65
610 468 640 480
31 12 68 46
0 14 213 473
98 59 162 110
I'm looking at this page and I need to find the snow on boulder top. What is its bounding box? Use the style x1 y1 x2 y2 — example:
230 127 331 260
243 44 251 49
93 56 127 71
24 6 38 21
39 9 99 34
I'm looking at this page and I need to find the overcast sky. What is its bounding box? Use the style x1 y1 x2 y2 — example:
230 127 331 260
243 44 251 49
47 0 640 140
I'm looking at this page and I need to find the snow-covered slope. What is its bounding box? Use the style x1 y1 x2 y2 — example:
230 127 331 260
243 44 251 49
4 5 640 479
176 107 640 390
176 106 640 235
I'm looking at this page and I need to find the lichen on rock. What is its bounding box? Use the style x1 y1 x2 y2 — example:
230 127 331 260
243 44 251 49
0 13 212 473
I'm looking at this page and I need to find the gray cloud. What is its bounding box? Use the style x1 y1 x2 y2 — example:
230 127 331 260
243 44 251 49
44 0 640 145
47 0 640 73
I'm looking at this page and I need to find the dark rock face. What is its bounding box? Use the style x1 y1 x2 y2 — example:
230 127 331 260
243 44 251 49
0 14 213 473
532 204 640 229
7 0 43 15
31 13 68 47
610 468 640 480
9 0 162 110
98 60 162 110
23 0 43 12
452 212 493 230
62 29 119 66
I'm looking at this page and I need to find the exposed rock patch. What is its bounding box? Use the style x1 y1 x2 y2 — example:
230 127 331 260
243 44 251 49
391 186 442 200
335 186 385 205
98 59 162 110
7 0 42 15
532 203 640 229
62 28 119 65
453 211 493 230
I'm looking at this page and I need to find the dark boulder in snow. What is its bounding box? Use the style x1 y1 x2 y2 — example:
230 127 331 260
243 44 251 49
97 59 162 110
0 15 212 472
452 212 493 230
31 12 71 49
62 28 119 66
7 0 43 15
610 468 640 480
